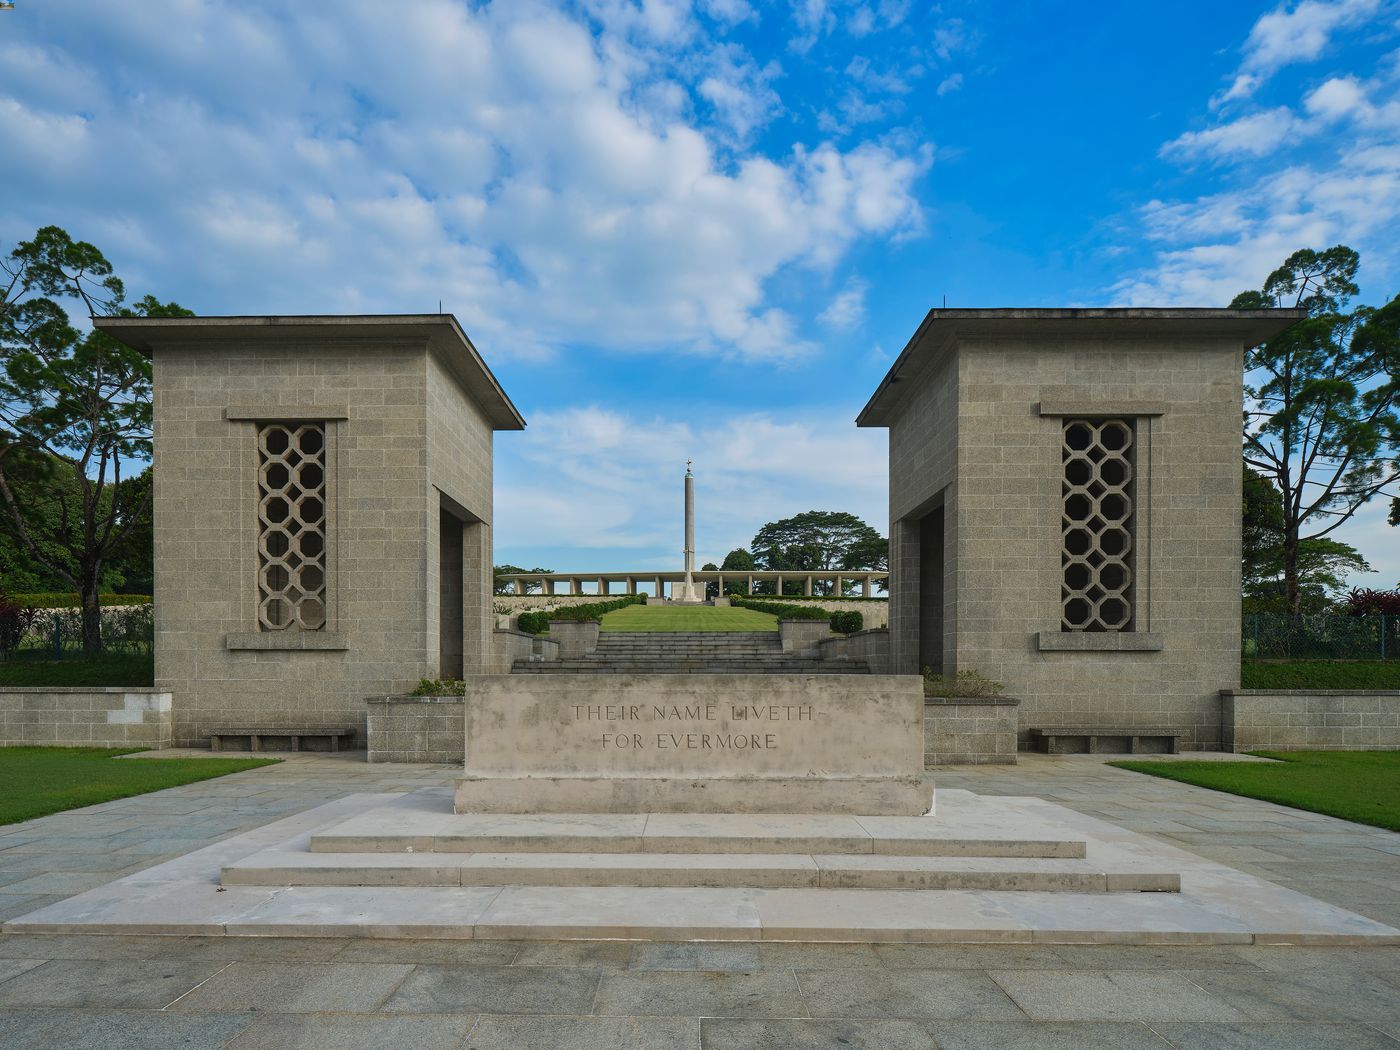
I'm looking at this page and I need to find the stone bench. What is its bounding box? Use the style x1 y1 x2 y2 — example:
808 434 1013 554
209 727 357 753
1029 727 1182 755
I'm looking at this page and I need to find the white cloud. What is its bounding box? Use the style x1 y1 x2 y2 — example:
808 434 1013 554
936 73 964 96
1214 0 1386 105
1161 107 1309 160
818 279 868 328
494 405 889 563
0 0 928 365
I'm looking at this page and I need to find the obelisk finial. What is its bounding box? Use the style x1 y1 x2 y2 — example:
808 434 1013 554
686 458 693 476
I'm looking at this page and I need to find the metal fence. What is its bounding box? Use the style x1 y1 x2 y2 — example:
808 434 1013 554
1243 613 1397 661
0 604 154 660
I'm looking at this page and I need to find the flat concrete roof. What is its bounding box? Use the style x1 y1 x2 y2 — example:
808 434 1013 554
93 313 526 430
855 307 1306 427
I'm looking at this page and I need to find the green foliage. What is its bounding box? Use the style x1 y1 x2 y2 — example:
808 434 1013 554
0 747 279 826
730 596 830 621
516 611 550 634
1233 246 1399 611
0 652 153 687
410 678 466 696
749 511 887 595
921 667 1005 698
716 548 757 596
829 610 864 634
1240 660 1400 690
1111 751 1400 833
493 564 554 595
0 226 187 652
7 592 151 608
548 594 646 622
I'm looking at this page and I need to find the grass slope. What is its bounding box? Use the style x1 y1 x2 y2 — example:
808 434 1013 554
0 654 155 688
0 747 279 825
1111 751 1400 832
1241 661 1400 690
600 605 780 632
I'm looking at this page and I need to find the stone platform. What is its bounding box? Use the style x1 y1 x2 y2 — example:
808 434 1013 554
7 788 1398 945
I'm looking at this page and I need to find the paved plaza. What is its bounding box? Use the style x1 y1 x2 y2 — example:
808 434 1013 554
0 754 1397 1046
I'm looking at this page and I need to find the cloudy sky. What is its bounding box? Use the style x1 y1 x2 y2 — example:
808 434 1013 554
3 0 1397 582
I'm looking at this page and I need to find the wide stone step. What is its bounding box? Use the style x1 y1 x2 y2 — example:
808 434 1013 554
222 849 1178 893
308 809 1088 859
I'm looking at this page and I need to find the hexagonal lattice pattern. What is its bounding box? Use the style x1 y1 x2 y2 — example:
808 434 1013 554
1061 418 1134 632
257 423 327 631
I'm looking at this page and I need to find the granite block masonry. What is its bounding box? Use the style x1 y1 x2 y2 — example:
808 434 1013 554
859 308 1305 751
93 314 524 749
453 674 930 815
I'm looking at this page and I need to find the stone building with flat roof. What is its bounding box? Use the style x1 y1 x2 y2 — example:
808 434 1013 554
858 308 1303 750
94 315 524 748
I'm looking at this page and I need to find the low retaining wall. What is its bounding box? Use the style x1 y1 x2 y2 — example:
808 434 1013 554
818 628 890 673
779 619 832 654
1222 689 1400 752
366 696 464 764
491 628 560 673
0 687 172 748
923 696 1020 766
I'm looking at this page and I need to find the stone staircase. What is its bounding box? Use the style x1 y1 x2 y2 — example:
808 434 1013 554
219 790 1181 895
513 631 868 675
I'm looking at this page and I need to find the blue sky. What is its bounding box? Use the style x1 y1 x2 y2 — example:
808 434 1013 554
3 0 1397 583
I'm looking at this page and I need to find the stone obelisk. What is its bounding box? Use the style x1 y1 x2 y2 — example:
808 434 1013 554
674 459 702 603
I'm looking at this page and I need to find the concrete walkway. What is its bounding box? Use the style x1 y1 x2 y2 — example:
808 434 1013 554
2 752 1400 1047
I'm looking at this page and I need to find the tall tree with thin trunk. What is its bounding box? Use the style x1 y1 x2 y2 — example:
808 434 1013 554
0 226 188 654
1231 246 1399 612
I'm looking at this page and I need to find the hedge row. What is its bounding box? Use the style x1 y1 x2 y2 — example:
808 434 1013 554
731 597 863 634
517 594 649 635
6 593 153 609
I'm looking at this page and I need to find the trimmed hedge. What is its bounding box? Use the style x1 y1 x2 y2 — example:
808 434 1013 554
731 597 829 621
830 611 864 634
549 594 648 622
1240 661 1400 690
7 593 152 609
516 611 551 635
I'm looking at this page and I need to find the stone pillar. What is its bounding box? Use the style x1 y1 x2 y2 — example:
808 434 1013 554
655 577 665 599
717 574 724 596
570 577 583 595
543 578 555 596
862 576 871 597
626 577 636 595
835 575 844 597
598 578 609 595
804 576 813 596
747 575 755 595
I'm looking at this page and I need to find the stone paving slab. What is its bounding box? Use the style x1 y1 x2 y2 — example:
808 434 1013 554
6 788 1397 944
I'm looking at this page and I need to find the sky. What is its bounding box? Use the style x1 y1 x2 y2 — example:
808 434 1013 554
2 0 1398 583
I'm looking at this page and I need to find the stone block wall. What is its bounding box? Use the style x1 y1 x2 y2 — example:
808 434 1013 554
818 628 891 673
366 695 464 764
490 629 560 673
923 696 1019 766
1222 690 1400 752
0 688 173 748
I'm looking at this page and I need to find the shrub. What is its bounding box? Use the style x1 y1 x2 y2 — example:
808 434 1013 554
548 594 647 622
10 593 152 608
730 597 829 621
1344 588 1400 616
410 678 466 696
0 597 37 657
516 611 550 635
922 667 1005 698
830 610 864 634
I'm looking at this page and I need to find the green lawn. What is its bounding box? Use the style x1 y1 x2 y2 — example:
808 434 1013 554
600 604 780 632
0 747 279 825
0 653 155 688
1241 660 1400 690
1110 751 1400 832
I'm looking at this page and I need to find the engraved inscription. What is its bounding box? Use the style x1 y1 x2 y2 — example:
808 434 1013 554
570 702 814 750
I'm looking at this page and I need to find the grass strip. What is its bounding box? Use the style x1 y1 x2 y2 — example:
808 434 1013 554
0 747 279 825
599 605 779 632
1110 750 1400 832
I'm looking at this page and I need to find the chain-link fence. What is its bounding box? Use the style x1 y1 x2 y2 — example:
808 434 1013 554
1243 613 1398 660
0 604 154 660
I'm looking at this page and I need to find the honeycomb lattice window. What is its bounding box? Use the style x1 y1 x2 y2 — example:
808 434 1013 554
1061 418 1134 632
256 423 327 631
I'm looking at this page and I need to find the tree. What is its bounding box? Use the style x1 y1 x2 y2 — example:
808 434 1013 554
750 511 886 595
717 548 755 596
1231 246 1399 611
492 565 553 595
1241 466 1372 611
0 226 188 654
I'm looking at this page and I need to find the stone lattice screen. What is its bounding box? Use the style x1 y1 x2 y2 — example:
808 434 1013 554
1061 418 1134 632
256 423 328 631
